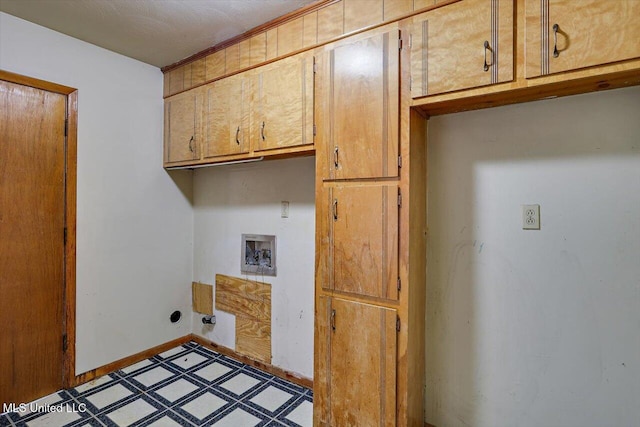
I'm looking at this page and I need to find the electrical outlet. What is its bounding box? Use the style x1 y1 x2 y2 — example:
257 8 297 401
281 201 289 218
522 204 540 230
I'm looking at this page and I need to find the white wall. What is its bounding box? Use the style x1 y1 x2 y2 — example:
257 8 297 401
426 86 640 427
0 13 194 374
192 157 315 379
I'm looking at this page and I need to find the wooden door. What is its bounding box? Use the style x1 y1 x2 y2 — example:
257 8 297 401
204 74 250 158
251 52 314 152
0 80 66 403
411 0 514 97
164 89 201 165
317 29 400 179
525 0 640 78
316 297 397 426
329 185 399 300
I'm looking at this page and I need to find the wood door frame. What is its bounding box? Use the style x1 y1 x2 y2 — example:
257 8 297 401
0 70 78 388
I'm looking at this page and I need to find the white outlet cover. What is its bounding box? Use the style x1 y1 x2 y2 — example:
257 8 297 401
281 201 289 218
522 204 540 230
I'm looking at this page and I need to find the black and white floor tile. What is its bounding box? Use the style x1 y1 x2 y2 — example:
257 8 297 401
0 342 312 427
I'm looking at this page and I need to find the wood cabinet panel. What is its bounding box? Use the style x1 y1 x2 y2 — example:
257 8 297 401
266 28 278 60
203 74 250 158
225 44 241 74
316 297 397 426
344 0 383 33
191 58 206 87
317 1 344 44
250 33 267 66
164 89 202 164
413 0 435 10
525 0 640 78
303 12 318 48
239 38 252 70
411 0 514 97
168 66 184 95
384 0 413 22
205 50 225 81
330 185 399 300
250 52 314 152
277 17 304 56
317 28 400 179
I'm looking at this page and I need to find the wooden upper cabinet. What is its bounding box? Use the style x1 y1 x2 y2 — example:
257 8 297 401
203 74 250 159
316 27 400 180
250 51 314 152
315 296 397 426
525 0 640 78
327 184 399 300
411 0 514 98
164 89 202 165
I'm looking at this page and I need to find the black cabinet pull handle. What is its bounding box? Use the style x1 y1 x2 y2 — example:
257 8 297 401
553 24 560 58
261 121 266 141
188 135 194 153
483 40 491 72
334 146 339 169
331 309 336 331
235 127 240 145
333 199 338 221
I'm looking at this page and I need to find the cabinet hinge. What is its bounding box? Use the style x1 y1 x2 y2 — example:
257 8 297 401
398 189 402 207
396 317 401 332
62 334 68 352
64 118 68 137
397 277 401 292
398 155 402 168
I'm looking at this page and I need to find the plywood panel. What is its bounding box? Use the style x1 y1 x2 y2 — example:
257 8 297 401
205 50 225 81
215 274 272 364
236 317 271 363
215 274 271 320
266 28 278 60
303 12 318 48
384 0 413 21
225 44 241 74
317 1 344 44
192 282 213 315
277 17 304 56
344 0 383 33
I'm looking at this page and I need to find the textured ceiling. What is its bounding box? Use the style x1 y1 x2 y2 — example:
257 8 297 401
0 0 316 68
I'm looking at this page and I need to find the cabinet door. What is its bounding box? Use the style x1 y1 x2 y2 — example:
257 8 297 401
328 185 399 300
251 52 314 152
315 297 397 426
317 29 400 179
525 0 640 78
411 0 514 97
203 74 250 158
164 89 201 164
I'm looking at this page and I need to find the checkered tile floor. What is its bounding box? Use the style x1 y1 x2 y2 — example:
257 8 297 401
0 341 312 427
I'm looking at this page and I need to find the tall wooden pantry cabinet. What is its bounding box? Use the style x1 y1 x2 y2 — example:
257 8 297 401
313 22 427 426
